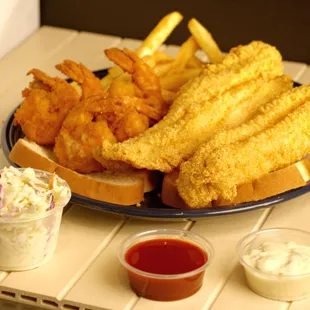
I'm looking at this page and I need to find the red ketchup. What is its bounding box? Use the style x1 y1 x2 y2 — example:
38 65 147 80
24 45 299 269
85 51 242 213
125 238 208 301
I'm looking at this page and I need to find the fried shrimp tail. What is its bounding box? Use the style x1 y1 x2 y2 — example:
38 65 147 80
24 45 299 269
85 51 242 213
56 60 104 99
14 69 80 145
177 85 310 208
105 48 168 121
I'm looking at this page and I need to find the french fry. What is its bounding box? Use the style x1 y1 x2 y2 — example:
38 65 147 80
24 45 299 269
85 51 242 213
154 38 201 77
153 61 175 77
108 66 123 78
187 55 204 68
159 68 202 91
136 11 183 58
108 74 134 97
142 55 157 68
188 18 224 64
101 14 217 99
115 72 132 83
169 36 199 74
70 81 82 96
101 66 124 90
102 12 183 92
100 74 114 91
153 51 174 63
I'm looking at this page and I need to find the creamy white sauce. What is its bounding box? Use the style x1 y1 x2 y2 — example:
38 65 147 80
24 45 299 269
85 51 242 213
243 241 310 276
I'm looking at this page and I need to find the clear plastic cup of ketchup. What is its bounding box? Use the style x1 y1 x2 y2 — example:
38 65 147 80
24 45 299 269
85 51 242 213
118 229 214 301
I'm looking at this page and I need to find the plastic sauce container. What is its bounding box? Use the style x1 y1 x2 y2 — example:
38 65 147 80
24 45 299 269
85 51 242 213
119 229 214 301
237 228 310 301
0 167 71 271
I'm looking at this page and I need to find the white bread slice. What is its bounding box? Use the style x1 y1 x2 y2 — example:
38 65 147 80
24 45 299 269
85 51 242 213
9 138 159 205
162 159 310 208
161 170 190 209
215 158 310 207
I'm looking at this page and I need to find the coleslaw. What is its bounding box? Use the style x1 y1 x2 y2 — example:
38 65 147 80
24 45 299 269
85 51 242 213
0 167 71 271
0 166 70 217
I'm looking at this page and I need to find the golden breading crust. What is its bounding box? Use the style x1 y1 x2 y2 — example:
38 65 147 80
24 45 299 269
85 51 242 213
94 41 284 172
177 86 310 208
14 69 80 145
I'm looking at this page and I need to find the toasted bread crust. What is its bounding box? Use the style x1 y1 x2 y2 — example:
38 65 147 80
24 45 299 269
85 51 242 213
9 138 159 205
162 170 189 209
162 159 310 208
215 159 310 206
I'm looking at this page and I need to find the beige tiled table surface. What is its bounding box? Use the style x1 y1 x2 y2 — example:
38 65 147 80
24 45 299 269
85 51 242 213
0 26 310 310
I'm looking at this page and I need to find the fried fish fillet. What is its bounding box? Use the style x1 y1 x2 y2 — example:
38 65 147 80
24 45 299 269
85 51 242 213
94 41 283 172
177 86 310 208
191 84 310 160
220 75 292 129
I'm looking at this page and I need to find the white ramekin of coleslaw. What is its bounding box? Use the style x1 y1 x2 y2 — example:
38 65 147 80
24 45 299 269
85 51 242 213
0 166 71 271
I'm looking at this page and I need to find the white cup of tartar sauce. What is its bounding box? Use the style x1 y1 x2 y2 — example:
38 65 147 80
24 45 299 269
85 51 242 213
237 228 310 301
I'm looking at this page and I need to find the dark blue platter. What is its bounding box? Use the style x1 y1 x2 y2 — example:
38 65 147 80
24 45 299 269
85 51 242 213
2 70 308 219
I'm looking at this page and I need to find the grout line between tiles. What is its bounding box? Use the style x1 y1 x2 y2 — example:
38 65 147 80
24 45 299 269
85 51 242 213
0 272 9 283
253 207 274 230
57 217 128 301
201 207 274 310
295 65 308 82
185 220 196 230
202 261 240 310
124 296 140 310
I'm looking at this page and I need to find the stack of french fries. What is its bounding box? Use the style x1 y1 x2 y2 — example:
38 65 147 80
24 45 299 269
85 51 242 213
100 12 224 104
